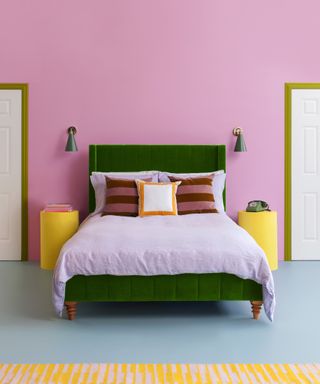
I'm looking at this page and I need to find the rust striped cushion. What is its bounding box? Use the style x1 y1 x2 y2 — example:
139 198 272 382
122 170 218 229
102 176 152 217
169 175 218 215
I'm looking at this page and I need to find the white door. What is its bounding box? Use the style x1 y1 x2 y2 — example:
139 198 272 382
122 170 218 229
0 90 22 260
292 89 320 260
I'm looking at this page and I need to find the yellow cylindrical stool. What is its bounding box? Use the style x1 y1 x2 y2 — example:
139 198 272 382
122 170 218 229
40 210 79 270
238 211 278 270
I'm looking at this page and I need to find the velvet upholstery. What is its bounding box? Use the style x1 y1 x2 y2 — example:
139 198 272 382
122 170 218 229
64 145 263 308
89 145 226 213
65 274 263 302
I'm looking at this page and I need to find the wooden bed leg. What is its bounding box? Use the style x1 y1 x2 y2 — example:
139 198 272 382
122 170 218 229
250 301 263 320
65 301 77 320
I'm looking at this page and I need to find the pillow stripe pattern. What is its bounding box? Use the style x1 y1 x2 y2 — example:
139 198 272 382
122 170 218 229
169 176 217 215
102 177 151 216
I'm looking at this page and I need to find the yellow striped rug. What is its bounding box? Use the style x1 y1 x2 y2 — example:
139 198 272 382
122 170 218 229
1 363 319 383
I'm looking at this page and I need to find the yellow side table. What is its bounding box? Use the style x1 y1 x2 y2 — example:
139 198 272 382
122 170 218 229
238 211 278 270
40 210 79 270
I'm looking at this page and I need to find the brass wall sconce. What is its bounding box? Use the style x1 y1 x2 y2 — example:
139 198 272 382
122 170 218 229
65 126 78 152
233 127 247 152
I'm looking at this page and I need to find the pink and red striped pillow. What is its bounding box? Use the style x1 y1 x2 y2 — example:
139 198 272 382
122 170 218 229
168 175 217 215
102 176 152 217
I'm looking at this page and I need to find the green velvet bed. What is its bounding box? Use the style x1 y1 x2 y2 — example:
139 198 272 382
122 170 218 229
64 145 263 320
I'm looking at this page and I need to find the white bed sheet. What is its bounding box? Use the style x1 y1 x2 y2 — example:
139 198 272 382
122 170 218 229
53 213 275 320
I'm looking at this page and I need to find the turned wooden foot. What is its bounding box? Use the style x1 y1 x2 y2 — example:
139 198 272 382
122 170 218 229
250 301 263 320
65 301 77 320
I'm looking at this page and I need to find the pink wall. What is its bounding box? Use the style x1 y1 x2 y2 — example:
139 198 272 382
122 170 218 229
2 1 320 260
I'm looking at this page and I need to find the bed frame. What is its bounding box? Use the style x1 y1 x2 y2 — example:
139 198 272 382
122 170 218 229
64 145 263 320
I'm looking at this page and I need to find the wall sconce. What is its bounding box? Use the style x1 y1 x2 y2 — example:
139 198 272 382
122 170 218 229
233 127 247 152
65 126 78 152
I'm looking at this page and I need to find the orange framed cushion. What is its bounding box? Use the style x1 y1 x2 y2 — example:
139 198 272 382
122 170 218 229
136 180 181 217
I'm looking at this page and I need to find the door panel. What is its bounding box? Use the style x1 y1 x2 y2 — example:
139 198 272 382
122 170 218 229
292 89 320 259
0 90 22 260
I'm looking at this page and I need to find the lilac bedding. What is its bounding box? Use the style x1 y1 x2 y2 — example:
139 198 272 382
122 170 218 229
53 213 275 320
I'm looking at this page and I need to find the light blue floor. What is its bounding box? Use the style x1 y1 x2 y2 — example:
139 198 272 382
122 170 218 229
0 261 319 364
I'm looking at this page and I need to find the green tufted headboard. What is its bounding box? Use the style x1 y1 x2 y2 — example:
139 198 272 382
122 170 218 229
89 144 226 213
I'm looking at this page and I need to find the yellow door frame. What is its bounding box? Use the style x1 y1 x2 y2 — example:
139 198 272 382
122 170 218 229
285 83 320 260
0 84 28 260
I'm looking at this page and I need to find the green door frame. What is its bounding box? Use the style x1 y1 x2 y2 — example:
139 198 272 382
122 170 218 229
0 84 28 260
285 83 320 261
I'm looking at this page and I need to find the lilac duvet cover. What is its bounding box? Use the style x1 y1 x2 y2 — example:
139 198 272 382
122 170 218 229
53 213 275 320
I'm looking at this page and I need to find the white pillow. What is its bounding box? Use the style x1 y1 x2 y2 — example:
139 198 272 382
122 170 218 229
158 170 226 213
90 171 158 214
